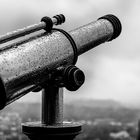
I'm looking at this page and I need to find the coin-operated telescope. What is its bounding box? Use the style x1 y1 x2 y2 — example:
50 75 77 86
0 14 122 140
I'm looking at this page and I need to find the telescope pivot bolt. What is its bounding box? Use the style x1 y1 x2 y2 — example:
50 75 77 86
41 14 65 32
63 65 85 91
53 14 65 25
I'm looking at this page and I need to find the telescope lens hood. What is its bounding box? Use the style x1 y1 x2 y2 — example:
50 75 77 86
0 77 6 109
98 14 122 41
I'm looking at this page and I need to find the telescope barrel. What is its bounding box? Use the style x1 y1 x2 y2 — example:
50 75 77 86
0 14 65 44
70 15 121 55
0 14 121 109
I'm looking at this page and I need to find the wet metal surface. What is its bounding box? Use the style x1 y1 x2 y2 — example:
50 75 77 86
70 19 114 55
0 18 115 107
0 30 74 105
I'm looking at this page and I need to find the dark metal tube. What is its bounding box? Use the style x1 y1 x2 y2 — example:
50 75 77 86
0 22 46 44
42 87 63 125
0 15 121 109
0 15 64 44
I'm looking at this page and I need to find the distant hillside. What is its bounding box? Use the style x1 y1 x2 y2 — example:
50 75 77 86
0 99 140 123
67 99 123 109
1 102 41 122
64 99 140 123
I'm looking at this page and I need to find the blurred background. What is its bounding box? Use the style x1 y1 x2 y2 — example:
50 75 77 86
0 0 140 140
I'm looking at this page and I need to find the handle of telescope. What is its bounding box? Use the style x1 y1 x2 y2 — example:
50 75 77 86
0 14 65 44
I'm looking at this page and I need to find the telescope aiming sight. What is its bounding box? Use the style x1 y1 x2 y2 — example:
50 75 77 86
0 14 122 140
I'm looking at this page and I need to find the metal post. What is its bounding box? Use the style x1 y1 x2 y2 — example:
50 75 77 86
22 84 82 140
42 85 63 125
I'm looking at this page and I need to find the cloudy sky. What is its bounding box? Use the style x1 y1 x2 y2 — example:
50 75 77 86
0 0 140 106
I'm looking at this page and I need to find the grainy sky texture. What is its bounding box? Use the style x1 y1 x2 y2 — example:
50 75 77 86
0 0 140 106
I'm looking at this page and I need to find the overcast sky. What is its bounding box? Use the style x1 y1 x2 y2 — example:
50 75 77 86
0 0 140 106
